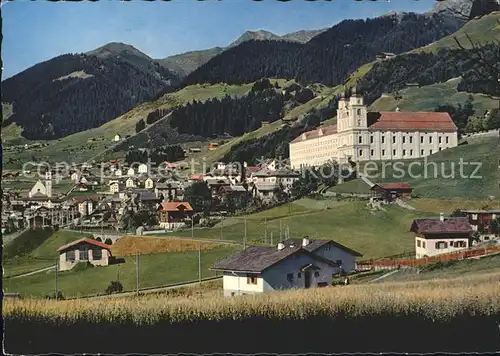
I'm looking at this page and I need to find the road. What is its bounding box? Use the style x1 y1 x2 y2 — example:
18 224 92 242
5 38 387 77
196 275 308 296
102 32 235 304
74 276 222 300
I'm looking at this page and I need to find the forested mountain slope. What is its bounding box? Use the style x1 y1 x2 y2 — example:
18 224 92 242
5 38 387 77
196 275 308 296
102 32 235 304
182 12 465 87
2 45 180 140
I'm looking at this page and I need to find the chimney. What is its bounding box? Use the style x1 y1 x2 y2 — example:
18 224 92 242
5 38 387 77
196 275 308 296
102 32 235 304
277 242 285 251
302 237 310 247
440 212 444 222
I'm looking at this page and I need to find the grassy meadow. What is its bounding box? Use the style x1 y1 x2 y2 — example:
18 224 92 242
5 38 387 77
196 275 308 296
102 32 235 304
4 270 500 353
162 198 434 259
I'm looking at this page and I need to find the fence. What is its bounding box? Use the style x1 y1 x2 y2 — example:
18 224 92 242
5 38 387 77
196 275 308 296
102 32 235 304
356 245 500 270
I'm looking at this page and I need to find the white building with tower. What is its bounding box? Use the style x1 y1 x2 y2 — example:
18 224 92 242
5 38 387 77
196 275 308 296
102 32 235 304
289 89 459 169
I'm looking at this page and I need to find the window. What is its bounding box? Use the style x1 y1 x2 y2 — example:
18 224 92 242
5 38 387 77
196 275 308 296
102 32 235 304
435 241 448 249
421 149 424 156
247 274 258 284
336 260 342 266
402 136 406 144
370 136 374 144
410 149 413 156
439 136 442 144
420 136 424 144
231 292 236 296
392 136 396 144
393 149 396 156
453 241 466 248
382 149 386 156
417 240 421 247
430 149 433 155
370 150 374 156
403 149 406 156
314 271 320 277
357 108 361 116
439 147 442 151
422 241 426 248
298 272 302 278
446 136 449 144
409 136 413 144
66 250 75 262
358 136 362 144
92 248 102 260
429 136 433 144
382 136 385 144
287 273 294 282
359 149 363 156
357 119 361 126
79 247 88 261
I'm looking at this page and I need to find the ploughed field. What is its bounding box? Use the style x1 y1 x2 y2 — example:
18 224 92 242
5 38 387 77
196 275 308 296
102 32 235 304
4 271 500 354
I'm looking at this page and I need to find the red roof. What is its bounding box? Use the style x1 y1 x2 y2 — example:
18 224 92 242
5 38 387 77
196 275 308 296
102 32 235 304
410 218 472 235
290 125 338 144
160 202 194 212
190 174 204 181
380 182 412 190
368 112 456 132
245 166 261 173
57 238 111 252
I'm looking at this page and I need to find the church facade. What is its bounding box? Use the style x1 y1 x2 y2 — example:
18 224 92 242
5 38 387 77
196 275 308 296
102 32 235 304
289 92 458 169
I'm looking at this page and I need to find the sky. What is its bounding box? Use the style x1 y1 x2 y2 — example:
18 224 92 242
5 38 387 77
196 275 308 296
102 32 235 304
2 0 437 80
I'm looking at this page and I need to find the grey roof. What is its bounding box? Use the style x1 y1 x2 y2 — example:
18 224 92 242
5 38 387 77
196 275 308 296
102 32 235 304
254 183 278 192
211 245 338 273
131 189 158 201
206 178 231 186
283 238 363 257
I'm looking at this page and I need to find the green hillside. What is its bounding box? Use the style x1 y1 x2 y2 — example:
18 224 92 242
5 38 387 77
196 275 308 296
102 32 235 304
370 78 498 114
353 136 500 199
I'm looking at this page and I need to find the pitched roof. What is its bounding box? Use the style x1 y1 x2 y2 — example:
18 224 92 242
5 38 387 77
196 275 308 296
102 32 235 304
57 238 112 252
254 183 278 191
210 245 338 273
159 202 193 212
283 238 363 257
245 166 261 174
367 112 457 132
290 125 338 144
379 182 412 190
410 217 472 234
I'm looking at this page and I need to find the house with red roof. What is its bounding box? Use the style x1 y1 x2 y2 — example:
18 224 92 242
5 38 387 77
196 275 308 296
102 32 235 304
57 237 113 271
410 214 472 259
157 202 194 230
289 90 458 169
370 182 413 201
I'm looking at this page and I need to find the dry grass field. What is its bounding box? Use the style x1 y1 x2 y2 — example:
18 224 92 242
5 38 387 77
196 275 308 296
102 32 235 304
111 236 221 257
5 270 499 324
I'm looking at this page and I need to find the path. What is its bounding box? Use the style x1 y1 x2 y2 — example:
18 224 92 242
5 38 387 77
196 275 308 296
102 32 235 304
369 269 400 283
7 265 55 279
73 276 222 300
395 198 416 211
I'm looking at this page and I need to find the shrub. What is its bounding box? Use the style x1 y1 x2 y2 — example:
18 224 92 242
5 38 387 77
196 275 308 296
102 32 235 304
105 281 124 295
104 238 113 245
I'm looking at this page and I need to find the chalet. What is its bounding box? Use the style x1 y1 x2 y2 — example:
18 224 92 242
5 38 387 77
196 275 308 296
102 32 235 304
410 214 473 259
125 177 137 188
218 185 250 204
250 168 300 190
76 197 98 217
211 237 361 297
144 177 154 189
157 202 194 230
155 181 183 201
130 189 160 208
370 182 413 201
113 134 121 142
251 183 278 201
109 181 125 194
57 238 113 271
206 178 231 196
127 167 136 176
460 210 500 239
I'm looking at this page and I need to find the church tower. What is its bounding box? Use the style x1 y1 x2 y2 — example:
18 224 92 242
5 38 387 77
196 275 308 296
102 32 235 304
45 171 52 198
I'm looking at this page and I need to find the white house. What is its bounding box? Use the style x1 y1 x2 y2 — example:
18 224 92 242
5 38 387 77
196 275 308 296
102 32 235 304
127 167 136 176
114 169 123 177
144 177 154 189
410 214 472 259
57 237 113 271
211 237 362 297
138 163 148 174
113 134 121 142
125 177 137 188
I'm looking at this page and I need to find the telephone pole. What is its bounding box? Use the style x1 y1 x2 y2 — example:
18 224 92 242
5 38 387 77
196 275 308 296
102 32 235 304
55 258 59 300
244 215 247 249
136 251 140 296
198 243 202 283
264 217 267 244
